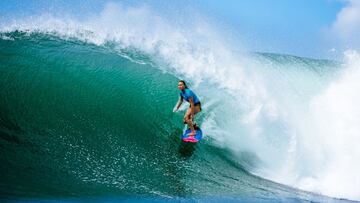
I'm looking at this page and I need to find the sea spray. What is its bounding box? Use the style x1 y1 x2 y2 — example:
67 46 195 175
295 50 360 200
1 2 358 201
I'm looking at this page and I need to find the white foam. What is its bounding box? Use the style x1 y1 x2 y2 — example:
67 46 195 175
296 50 360 200
2 3 360 200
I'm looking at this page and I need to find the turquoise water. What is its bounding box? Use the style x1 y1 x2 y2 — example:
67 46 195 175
2 2 360 202
1 31 353 202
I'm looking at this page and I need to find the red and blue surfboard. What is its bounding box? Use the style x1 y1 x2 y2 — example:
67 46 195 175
181 128 203 143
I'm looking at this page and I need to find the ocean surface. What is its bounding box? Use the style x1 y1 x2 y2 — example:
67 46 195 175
1 3 360 202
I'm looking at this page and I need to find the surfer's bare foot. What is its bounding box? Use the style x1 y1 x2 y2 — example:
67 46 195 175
189 131 196 137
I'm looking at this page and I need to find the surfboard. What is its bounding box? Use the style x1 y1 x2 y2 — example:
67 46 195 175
181 126 203 143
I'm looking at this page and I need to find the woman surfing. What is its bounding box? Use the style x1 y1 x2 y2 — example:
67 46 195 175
173 80 201 137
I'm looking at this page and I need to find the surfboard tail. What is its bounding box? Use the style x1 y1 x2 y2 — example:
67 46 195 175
182 137 199 142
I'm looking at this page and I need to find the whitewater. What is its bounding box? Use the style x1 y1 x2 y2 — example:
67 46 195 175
1 2 360 202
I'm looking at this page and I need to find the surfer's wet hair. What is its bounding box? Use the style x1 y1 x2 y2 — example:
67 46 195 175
179 80 188 89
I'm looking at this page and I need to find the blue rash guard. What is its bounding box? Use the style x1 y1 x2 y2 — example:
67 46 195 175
180 88 200 104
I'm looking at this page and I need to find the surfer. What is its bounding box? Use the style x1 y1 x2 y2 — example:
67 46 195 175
173 80 201 136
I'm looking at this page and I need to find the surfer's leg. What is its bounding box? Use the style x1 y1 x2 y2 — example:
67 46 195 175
183 104 201 122
185 106 202 136
184 108 195 133
184 108 192 125
190 105 202 134
183 108 190 124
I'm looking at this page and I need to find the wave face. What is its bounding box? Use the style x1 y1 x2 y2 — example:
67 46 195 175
1 3 360 201
0 31 313 201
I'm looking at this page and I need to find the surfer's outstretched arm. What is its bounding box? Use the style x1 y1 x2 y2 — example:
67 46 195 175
173 96 183 112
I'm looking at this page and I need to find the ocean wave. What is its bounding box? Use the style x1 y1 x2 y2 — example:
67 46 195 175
1 2 359 201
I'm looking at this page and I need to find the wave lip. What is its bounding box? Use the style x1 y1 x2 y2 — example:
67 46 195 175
1 2 360 201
